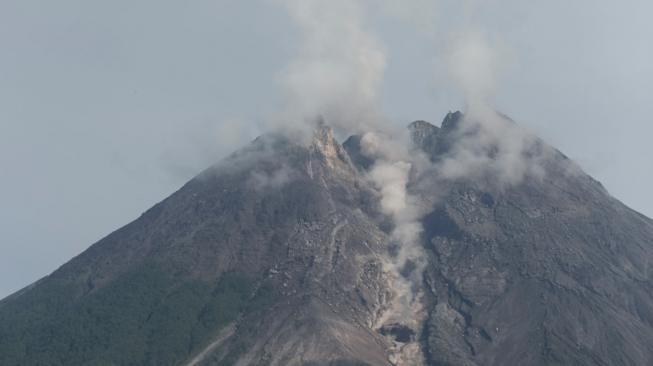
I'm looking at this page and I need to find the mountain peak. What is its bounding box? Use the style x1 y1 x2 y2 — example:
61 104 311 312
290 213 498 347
3 111 653 366
310 118 335 149
408 120 439 149
408 120 437 131
308 120 355 173
441 110 464 131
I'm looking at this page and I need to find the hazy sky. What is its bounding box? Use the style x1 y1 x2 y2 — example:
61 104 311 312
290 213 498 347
1 0 652 299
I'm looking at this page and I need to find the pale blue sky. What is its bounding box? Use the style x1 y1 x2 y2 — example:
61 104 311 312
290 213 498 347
1 0 652 298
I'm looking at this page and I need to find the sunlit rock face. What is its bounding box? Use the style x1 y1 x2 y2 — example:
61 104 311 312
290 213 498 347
2 112 653 366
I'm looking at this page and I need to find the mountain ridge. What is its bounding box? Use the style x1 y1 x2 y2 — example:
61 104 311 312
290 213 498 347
1 111 653 366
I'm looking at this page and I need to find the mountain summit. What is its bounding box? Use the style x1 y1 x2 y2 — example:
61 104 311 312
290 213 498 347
2 112 653 366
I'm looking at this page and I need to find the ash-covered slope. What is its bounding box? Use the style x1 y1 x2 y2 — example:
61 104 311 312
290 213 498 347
1 112 653 366
0 125 396 366
401 113 653 366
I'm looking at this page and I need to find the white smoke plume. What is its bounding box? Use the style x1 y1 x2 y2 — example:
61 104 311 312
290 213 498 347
273 0 386 136
374 0 544 186
447 29 503 111
437 108 545 186
442 26 544 186
266 2 546 363
272 2 433 347
360 131 430 365
248 163 297 191
271 0 543 190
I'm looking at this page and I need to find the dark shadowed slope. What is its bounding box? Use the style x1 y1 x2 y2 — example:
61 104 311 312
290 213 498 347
2 112 653 366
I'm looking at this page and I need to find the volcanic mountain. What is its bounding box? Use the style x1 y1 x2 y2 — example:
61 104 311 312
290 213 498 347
2 112 653 366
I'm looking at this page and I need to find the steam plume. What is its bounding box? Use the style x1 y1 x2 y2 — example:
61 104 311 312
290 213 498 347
266 2 546 364
361 131 430 365
274 0 386 135
442 24 543 186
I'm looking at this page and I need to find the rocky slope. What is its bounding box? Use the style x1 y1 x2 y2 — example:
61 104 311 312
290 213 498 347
1 112 653 366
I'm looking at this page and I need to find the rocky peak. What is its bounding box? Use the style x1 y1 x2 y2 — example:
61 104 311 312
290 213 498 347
405 112 464 159
408 120 439 149
408 120 438 132
440 110 464 132
309 120 354 173
310 120 337 155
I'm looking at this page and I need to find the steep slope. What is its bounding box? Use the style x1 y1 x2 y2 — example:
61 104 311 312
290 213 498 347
1 112 653 366
0 126 396 366
403 113 653 366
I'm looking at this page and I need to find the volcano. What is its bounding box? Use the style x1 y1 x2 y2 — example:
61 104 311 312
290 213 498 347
2 112 653 366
